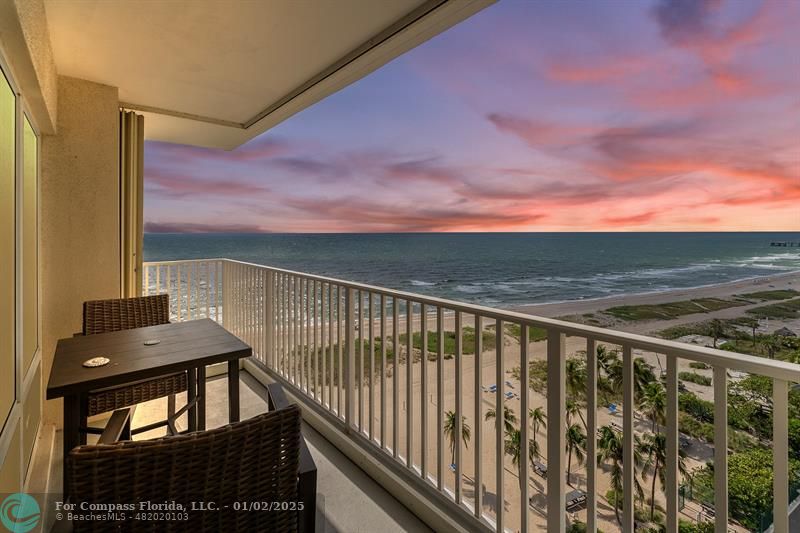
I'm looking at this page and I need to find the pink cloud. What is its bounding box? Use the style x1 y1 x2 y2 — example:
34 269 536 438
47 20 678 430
145 170 269 198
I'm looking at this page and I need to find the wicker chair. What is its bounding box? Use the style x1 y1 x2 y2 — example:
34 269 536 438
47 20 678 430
82 294 188 435
67 384 317 533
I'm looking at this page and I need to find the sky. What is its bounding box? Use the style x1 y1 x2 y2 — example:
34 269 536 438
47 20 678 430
144 0 800 233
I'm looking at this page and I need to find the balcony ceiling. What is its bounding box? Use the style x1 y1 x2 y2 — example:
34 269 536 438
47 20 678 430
43 0 492 150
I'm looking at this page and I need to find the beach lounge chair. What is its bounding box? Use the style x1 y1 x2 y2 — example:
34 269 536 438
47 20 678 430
566 489 587 511
608 403 618 415
533 461 547 478
450 463 456 472
488 384 497 393
504 391 514 400
505 380 514 388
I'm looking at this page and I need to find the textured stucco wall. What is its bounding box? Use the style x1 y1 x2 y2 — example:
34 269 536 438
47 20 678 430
40 76 120 424
0 0 58 133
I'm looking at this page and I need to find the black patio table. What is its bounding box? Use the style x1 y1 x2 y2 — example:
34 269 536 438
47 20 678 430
46 318 252 495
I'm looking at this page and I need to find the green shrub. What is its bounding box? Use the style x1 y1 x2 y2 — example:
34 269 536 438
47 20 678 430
679 520 714 533
679 392 714 422
691 448 800 530
689 362 709 369
679 412 714 442
679 371 712 386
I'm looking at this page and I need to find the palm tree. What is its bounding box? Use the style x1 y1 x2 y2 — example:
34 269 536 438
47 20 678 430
529 407 547 459
637 432 688 522
606 357 656 401
566 357 587 399
443 410 471 466
503 427 536 490
566 423 587 487
596 345 619 374
761 334 782 359
709 318 725 348
566 398 587 430
638 382 666 432
741 317 759 347
485 406 517 434
598 425 644 525
633 358 656 400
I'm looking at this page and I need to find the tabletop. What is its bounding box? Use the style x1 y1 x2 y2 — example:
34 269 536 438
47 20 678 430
46 318 251 399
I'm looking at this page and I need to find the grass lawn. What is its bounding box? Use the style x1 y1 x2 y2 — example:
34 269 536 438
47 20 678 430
399 325 496 356
655 318 752 340
736 289 800 301
605 297 745 321
502 322 548 342
745 297 800 319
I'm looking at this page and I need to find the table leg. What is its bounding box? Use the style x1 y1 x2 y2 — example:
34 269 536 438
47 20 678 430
198 365 206 431
78 394 88 445
187 368 197 432
63 395 81 497
228 360 240 423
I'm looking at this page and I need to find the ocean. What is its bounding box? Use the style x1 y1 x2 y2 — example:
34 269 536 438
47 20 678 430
144 232 800 308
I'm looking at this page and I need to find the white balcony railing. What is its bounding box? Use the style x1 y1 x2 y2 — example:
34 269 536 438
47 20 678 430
143 258 799 532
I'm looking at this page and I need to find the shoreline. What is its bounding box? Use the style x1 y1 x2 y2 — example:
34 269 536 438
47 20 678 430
510 269 800 318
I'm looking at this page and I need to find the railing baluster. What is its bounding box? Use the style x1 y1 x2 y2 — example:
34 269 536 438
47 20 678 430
358 290 364 431
338 286 344 418
295 276 301 387
623 345 635 532
407 301 415 469
586 338 597 532
713 365 728 533
144 263 150 296
176 264 182 321
300 277 306 392
265 271 273 369
666 353 679 533
393 297 399 458
495 319 504 533
155 263 160 295
346 287 355 429
520 323 530 531
205 262 210 319
547 330 566 532
307 279 312 395
420 302 429 475
454 310 462 502
284 273 289 378
328 283 334 410
321 282 327 408
436 307 444 490
368 292 374 441
474 315 483 519
774 378 789 533
380 294 387 449
312 280 317 400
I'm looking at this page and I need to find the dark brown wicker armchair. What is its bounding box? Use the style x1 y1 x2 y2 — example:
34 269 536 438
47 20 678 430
67 384 317 533
82 294 188 435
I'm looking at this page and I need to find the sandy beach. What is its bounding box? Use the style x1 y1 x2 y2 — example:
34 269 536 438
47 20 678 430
513 270 800 320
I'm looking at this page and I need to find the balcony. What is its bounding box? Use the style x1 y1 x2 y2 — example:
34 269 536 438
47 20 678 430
139 258 800 532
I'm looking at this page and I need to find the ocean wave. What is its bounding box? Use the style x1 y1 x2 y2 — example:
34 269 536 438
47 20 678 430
409 280 436 287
